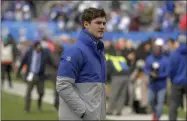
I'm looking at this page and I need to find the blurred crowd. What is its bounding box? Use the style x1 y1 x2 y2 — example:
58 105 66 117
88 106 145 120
2 0 187 32
1 31 186 117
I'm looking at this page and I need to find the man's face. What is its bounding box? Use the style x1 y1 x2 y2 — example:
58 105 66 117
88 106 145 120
118 38 126 49
167 41 176 50
144 44 151 52
84 17 106 39
104 41 111 48
153 45 162 56
35 45 41 53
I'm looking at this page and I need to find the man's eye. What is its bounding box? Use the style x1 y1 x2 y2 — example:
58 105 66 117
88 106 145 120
96 22 106 25
96 22 102 24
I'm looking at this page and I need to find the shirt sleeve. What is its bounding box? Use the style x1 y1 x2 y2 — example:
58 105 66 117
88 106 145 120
169 52 177 79
144 57 151 75
57 47 84 79
158 58 170 78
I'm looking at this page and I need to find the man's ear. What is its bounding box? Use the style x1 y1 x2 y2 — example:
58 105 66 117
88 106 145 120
83 21 89 28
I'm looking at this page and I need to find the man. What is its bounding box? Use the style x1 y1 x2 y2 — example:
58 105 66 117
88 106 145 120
105 53 132 116
46 42 64 110
1 34 19 88
106 38 136 115
167 38 177 52
169 34 187 120
164 37 178 107
56 7 106 120
104 40 116 98
17 42 57 112
135 37 153 61
130 59 148 114
164 37 178 56
144 38 170 121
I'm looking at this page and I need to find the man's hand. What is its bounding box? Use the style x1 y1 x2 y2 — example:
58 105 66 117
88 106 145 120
149 72 158 79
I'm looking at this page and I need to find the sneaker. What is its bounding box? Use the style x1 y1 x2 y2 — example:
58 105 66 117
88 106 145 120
152 113 157 121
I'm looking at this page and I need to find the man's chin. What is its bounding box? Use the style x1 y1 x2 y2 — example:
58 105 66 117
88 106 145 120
97 36 104 39
94 34 103 40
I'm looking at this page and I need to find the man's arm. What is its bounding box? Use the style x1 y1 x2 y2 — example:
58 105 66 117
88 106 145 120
144 57 151 75
169 52 177 79
46 49 58 69
12 42 20 61
158 58 170 78
17 49 29 75
144 56 158 79
56 47 86 118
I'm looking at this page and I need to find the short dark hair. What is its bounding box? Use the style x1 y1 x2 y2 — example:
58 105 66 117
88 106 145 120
81 7 106 28
34 41 41 48
167 37 175 44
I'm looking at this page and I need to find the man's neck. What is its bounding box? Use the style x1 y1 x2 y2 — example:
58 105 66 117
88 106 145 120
84 29 100 42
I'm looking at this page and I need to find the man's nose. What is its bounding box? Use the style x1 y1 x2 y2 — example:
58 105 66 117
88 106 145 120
100 23 105 29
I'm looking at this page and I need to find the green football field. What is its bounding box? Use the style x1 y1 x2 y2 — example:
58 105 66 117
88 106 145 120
1 91 58 120
2 73 186 120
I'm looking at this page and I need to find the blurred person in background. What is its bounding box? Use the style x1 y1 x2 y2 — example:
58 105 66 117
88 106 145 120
130 38 154 115
139 1 154 26
175 1 187 32
135 37 153 61
117 11 131 32
53 43 63 110
1 0 34 21
45 42 64 110
164 37 179 56
17 41 57 112
179 12 187 32
106 10 121 32
106 38 135 115
125 51 137 113
56 7 107 120
1 34 19 88
129 12 140 31
169 34 187 120
161 12 176 32
144 38 170 121
106 53 131 116
40 35 55 52
164 37 178 107
130 59 148 114
118 39 136 110
167 38 177 52
104 40 116 56
119 39 149 114
14 40 32 74
104 40 116 98
118 38 135 59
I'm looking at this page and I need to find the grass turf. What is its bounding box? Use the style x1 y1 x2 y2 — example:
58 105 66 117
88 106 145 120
1 91 58 120
163 105 186 119
7 73 187 119
12 72 55 89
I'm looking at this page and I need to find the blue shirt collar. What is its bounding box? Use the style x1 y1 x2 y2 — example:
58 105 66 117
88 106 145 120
78 29 104 52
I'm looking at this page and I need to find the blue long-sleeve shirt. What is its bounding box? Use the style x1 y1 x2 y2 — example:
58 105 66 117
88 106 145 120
169 43 187 85
144 54 170 91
